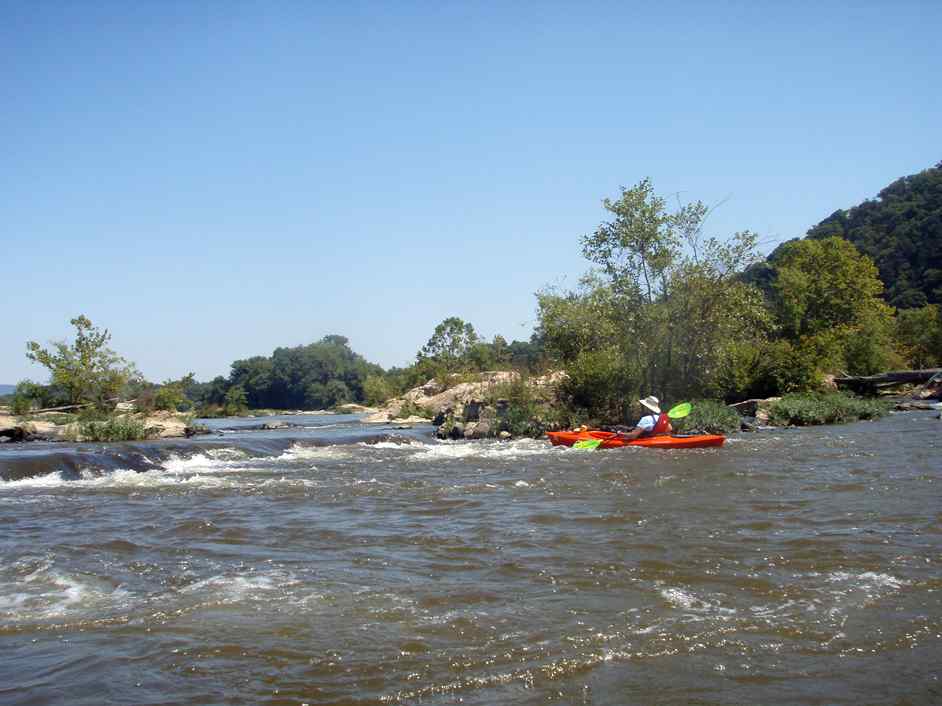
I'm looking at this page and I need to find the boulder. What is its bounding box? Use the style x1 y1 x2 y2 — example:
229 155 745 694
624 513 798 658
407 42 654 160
729 398 780 425
448 422 465 440
498 430 512 440
464 420 492 439
389 415 431 424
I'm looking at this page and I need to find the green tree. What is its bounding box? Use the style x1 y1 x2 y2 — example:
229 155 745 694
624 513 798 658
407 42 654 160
224 385 248 415
154 373 194 411
26 316 140 409
417 317 479 373
768 237 896 375
896 304 942 368
363 374 394 406
567 179 769 404
220 335 382 410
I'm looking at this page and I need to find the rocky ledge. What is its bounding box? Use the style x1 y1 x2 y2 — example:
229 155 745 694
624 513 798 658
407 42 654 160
363 371 566 439
0 410 208 443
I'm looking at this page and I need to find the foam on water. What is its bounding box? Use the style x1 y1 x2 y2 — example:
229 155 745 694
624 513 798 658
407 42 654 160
825 571 909 609
0 468 238 491
0 558 130 621
359 440 425 450
181 569 300 601
278 443 352 461
0 470 75 489
660 587 738 617
828 571 907 591
406 438 555 462
161 452 248 474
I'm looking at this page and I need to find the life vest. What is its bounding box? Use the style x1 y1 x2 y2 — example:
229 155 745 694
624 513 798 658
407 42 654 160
651 412 672 435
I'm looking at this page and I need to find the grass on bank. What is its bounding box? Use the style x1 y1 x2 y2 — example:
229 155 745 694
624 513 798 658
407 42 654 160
673 400 742 435
68 415 150 442
768 392 890 426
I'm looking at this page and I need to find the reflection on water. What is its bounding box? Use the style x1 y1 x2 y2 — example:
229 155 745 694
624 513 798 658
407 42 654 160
0 412 940 705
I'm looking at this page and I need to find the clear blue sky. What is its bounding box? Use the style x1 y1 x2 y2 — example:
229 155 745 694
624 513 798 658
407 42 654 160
2 1 939 383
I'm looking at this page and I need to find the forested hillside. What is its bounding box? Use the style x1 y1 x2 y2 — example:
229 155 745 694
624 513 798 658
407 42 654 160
806 162 941 307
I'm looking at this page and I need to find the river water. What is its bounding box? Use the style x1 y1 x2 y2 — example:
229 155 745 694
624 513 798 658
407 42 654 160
0 411 939 705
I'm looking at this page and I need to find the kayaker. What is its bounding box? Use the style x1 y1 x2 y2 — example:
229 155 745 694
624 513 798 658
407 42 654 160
615 396 672 441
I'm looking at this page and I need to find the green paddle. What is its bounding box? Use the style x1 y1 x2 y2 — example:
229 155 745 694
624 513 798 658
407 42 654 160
571 403 693 450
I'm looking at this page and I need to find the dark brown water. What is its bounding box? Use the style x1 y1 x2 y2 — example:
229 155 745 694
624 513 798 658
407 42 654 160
1 411 940 705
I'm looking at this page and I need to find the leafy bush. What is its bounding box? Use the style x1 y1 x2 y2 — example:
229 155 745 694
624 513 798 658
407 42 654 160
363 374 394 406
557 348 639 426
673 399 741 434
896 305 942 368
768 392 890 426
134 388 157 413
41 413 78 426
10 394 32 416
485 375 540 436
396 400 431 419
224 386 249 416
154 383 185 411
194 404 228 419
75 416 149 442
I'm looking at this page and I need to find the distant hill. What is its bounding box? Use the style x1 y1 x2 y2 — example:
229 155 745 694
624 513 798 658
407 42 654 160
0 385 15 396
806 162 942 308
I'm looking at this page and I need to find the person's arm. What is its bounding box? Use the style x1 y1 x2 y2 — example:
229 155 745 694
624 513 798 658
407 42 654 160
616 426 645 441
617 415 655 440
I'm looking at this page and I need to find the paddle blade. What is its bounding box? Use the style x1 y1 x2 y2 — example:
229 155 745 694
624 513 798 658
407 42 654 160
667 402 692 419
573 439 603 450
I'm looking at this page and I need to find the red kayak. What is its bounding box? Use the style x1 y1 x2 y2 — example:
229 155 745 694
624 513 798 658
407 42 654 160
546 430 725 449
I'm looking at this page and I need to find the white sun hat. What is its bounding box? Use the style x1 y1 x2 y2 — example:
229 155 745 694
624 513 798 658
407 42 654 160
639 396 661 414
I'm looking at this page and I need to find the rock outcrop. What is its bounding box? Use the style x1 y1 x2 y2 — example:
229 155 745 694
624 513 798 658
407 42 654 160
363 370 566 439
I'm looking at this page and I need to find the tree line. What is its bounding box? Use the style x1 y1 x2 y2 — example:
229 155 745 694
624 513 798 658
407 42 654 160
7 163 940 423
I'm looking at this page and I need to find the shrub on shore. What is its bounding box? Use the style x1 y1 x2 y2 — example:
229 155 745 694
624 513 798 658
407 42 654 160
768 392 890 426
72 415 150 442
673 400 742 435
395 400 431 419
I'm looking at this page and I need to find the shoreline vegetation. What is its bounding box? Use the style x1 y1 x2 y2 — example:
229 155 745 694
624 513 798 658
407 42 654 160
3 165 940 444
0 377 924 445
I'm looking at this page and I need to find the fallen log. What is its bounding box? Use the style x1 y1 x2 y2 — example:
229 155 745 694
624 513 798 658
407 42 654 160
834 369 942 393
27 402 94 414
23 398 128 415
